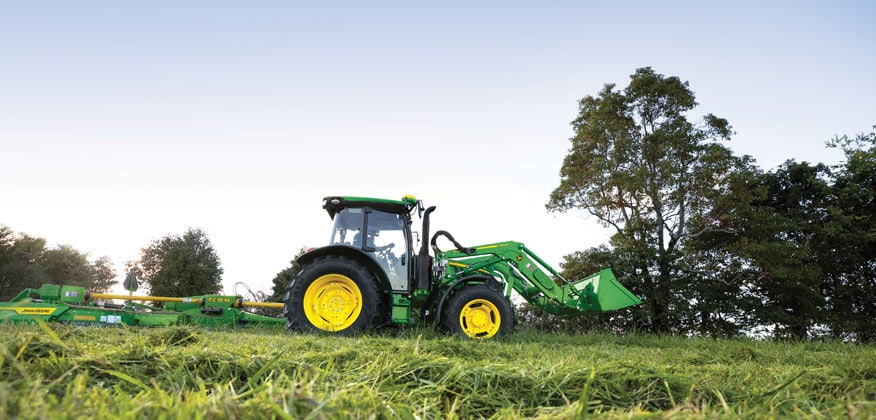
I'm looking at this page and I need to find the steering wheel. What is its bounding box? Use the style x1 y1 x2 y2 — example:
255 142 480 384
376 242 395 253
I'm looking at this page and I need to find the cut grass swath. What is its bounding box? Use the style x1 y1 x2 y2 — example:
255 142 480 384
0 324 873 418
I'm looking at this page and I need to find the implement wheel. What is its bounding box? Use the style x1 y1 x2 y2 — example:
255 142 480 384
443 285 513 339
284 255 384 334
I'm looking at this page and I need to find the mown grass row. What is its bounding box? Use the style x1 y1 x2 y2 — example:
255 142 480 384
1 323 874 418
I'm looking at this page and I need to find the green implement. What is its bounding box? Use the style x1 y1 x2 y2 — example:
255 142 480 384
0 284 285 327
3 195 641 338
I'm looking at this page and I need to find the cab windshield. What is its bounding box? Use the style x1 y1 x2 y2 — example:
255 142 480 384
329 207 410 290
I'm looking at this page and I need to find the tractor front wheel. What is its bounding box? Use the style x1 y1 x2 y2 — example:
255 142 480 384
284 255 384 334
443 285 513 339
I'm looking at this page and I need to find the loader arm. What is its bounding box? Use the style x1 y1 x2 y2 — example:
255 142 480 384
439 241 640 316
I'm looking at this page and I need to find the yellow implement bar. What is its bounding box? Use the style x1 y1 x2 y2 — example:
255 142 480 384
90 293 285 309
91 293 202 304
241 301 285 309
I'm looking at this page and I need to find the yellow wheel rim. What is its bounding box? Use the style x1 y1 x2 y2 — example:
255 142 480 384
303 274 363 332
458 298 501 339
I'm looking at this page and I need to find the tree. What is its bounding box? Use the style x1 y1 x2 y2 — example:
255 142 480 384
41 245 117 293
131 228 223 297
691 127 875 341
1 226 118 300
822 128 876 341
0 226 45 300
547 67 749 333
722 161 833 339
268 248 306 302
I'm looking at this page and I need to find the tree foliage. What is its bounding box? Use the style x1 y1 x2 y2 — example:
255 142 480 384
130 228 223 297
0 227 46 300
688 128 876 341
823 129 876 341
708 162 833 339
0 226 116 300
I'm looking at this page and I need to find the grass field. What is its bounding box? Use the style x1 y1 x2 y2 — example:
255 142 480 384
1 324 874 419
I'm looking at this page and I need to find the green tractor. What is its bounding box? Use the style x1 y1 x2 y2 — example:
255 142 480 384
283 196 640 338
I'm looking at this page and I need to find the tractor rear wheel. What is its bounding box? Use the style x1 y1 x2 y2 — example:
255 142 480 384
443 285 513 339
284 255 384 334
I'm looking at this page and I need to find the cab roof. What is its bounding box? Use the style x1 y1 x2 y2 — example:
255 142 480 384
323 196 417 219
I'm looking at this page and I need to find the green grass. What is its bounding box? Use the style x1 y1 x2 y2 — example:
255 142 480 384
1 324 874 419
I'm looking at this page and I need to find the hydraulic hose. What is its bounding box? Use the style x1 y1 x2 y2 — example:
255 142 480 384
430 230 475 255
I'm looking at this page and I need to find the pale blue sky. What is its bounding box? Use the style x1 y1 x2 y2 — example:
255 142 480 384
2 1 874 294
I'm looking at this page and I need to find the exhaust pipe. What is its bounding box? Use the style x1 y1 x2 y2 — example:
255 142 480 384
414 206 437 291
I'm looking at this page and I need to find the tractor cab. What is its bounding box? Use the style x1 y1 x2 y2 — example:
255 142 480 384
322 196 420 291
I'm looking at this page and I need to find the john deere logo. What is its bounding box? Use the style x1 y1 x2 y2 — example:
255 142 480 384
0 307 58 315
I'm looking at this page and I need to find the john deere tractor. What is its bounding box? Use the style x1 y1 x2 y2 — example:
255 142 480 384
283 195 640 338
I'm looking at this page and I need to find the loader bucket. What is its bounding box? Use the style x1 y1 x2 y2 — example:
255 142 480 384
566 268 641 311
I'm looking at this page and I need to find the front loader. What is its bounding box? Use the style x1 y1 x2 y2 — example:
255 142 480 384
283 196 640 338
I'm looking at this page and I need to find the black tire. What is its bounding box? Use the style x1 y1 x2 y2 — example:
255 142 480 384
283 255 385 334
443 285 513 339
